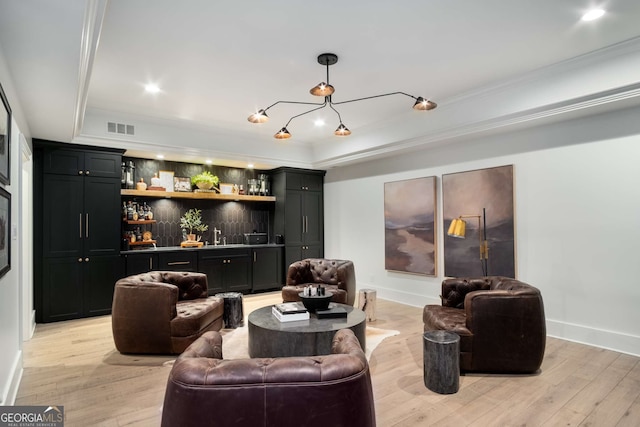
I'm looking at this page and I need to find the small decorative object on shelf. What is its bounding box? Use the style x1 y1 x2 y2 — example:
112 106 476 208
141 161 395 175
219 183 234 194
149 172 166 191
136 178 147 191
191 171 219 191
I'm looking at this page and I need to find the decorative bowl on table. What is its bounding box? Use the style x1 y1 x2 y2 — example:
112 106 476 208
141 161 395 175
298 291 333 313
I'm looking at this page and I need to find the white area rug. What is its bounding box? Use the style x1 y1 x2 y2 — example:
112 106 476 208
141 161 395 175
220 324 399 360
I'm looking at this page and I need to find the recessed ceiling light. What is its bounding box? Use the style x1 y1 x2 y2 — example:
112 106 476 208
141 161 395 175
156 154 164 159
314 119 325 127
581 9 605 21
205 159 213 164
145 83 161 94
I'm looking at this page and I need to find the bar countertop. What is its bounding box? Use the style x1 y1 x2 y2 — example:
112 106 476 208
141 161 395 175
120 243 284 255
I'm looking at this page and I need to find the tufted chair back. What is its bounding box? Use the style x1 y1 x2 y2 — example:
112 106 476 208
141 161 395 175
283 258 356 305
129 271 208 301
161 329 376 427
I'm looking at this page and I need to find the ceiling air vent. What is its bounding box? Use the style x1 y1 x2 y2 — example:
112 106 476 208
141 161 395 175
107 121 135 135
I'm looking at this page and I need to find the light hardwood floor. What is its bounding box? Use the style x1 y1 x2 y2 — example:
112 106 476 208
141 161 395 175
16 291 640 426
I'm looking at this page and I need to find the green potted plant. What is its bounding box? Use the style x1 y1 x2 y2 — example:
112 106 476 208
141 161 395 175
191 171 220 191
180 208 209 241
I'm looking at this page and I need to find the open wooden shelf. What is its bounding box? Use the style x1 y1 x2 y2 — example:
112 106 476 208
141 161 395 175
124 219 157 225
121 189 275 202
128 240 157 246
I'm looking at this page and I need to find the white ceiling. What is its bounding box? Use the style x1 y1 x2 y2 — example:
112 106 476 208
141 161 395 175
1 0 640 169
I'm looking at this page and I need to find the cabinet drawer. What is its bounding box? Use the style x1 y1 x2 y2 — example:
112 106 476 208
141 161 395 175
198 248 251 260
158 251 197 271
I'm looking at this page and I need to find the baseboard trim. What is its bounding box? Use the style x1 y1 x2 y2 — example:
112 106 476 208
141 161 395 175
546 319 640 358
1 350 23 406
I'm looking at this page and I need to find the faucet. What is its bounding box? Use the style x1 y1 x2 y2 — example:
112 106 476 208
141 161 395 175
213 227 221 246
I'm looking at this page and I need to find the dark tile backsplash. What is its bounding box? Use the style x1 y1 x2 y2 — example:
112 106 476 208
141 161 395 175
123 157 273 248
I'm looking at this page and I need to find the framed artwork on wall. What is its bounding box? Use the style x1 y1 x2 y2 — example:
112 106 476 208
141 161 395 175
442 165 515 278
384 176 437 276
0 81 11 185
0 186 10 278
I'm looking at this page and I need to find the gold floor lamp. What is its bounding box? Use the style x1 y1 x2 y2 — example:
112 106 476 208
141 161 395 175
447 207 489 276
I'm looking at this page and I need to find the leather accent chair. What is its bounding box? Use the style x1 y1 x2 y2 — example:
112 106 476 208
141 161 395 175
161 329 376 427
282 258 356 305
112 271 224 354
423 276 546 374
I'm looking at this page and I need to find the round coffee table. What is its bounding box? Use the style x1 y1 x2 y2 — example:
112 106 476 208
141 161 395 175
248 304 366 357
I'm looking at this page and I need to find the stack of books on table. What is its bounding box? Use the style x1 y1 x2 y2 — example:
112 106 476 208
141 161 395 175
272 302 310 322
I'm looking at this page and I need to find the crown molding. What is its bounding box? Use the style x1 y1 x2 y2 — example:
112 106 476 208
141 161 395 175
73 0 108 139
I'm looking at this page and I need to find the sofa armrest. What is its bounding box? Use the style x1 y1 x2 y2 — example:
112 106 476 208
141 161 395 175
113 280 179 320
464 289 546 372
111 281 179 353
336 261 356 306
441 278 490 308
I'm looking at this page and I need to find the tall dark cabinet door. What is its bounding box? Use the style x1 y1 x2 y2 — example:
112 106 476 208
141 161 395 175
42 258 84 322
84 176 122 257
43 175 84 258
84 255 122 316
302 191 323 247
284 192 303 246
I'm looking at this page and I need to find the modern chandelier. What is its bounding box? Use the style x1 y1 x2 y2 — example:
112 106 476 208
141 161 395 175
247 53 437 139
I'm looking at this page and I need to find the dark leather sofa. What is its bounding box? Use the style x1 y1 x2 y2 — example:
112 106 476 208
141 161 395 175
112 271 224 354
423 276 546 373
161 329 376 427
282 258 356 305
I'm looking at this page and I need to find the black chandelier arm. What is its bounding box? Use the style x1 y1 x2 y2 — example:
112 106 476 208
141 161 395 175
331 91 419 106
263 99 326 113
284 101 328 127
328 103 343 123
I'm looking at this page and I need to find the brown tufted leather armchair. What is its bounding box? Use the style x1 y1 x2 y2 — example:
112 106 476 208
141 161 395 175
423 276 546 374
161 329 376 427
112 271 224 354
282 258 356 305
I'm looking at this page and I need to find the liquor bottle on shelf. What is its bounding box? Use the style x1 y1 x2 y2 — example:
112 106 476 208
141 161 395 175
121 162 127 189
126 201 134 221
146 204 153 220
125 160 135 189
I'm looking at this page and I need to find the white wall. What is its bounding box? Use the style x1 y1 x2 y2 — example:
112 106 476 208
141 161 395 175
324 104 640 356
0 46 31 405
